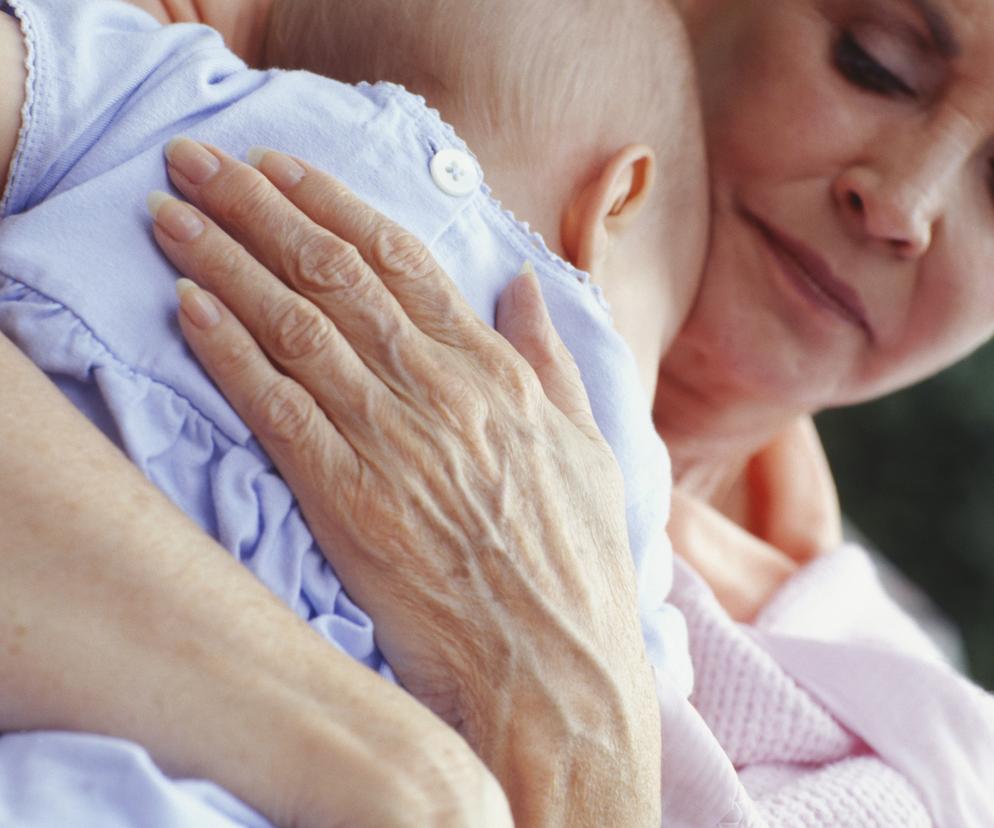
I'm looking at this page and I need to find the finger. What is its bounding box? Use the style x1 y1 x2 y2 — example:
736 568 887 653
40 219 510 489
174 278 360 513
163 138 423 380
247 146 489 349
495 266 601 441
150 191 390 426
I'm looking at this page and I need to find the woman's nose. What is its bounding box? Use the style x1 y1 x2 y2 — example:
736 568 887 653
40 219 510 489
833 167 936 259
833 135 965 259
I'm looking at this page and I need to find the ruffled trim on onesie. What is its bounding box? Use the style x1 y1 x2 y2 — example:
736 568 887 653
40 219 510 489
0 273 390 678
357 81 613 314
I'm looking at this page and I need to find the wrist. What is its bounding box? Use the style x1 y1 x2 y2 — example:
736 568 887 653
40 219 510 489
466 638 661 827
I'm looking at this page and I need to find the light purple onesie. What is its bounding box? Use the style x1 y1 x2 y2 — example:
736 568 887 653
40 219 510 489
0 0 690 823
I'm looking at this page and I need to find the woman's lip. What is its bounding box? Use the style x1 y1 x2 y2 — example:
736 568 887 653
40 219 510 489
746 213 876 342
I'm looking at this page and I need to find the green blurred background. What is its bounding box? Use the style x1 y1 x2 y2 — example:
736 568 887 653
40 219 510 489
816 340 994 691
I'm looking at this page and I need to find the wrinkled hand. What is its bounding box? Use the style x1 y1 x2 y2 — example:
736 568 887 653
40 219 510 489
0 332 510 828
150 139 660 827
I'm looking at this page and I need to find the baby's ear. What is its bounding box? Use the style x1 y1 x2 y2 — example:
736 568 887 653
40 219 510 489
561 145 656 277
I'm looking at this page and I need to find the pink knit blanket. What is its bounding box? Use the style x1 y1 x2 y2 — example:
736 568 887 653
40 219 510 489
658 544 994 827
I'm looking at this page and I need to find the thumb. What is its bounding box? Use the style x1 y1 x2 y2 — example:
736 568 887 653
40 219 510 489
496 264 601 441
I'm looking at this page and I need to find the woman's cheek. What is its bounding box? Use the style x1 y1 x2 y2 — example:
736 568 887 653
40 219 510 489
704 7 873 183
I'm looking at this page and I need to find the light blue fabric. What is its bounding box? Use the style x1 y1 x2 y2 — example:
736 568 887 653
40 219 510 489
0 0 690 824
0 733 271 828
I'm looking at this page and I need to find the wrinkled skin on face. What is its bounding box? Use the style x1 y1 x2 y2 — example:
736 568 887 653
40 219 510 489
661 0 994 444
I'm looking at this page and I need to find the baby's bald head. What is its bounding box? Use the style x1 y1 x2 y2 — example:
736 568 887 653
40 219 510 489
266 0 690 182
266 0 707 367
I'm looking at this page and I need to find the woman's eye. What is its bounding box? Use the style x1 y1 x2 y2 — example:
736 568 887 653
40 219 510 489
834 30 915 98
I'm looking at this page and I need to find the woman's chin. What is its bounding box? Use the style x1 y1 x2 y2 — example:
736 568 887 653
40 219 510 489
665 304 861 421
663 220 880 416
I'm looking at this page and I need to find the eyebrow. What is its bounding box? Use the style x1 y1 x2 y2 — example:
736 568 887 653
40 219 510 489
908 0 962 58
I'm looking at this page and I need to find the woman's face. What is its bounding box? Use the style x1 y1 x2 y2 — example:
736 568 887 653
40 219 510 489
669 0 994 410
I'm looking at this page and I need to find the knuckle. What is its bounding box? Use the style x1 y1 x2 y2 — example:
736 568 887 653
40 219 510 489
209 332 258 381
194 243 244 289
427 371 489 429
292 232 368 296
252 377 316 446
216 167 275 227
509 365 544 409
340 381 381 435
502 342 549 400
370 226 435 282
311 175 354 215
370 227 477 335
266 295 333 362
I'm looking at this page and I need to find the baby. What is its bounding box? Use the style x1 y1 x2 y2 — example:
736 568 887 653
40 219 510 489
0 0 706 822
263 0 707 395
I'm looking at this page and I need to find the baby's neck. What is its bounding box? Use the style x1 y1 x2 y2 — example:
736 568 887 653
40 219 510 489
450 123 568 259
459 128 676 399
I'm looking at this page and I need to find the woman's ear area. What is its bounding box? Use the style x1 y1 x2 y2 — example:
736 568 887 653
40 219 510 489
561 144 657 277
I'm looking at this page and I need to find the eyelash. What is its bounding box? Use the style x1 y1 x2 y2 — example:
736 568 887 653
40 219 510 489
833 29 916 98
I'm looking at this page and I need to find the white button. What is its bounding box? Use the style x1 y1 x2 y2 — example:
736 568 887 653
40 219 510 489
430 148 479 197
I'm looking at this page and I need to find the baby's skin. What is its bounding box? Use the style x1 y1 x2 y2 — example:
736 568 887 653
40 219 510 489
125 0 710 393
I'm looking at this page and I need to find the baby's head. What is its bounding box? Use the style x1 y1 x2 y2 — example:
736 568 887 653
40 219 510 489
266 0 708 384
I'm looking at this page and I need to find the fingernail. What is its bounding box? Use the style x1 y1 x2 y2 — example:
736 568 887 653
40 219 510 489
148 191 205 242
246 146 267 167
147 190 170 219
512 261 539 308
165 137 221 185
176 278 221 329
502 263 528 315
249 147 306 190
